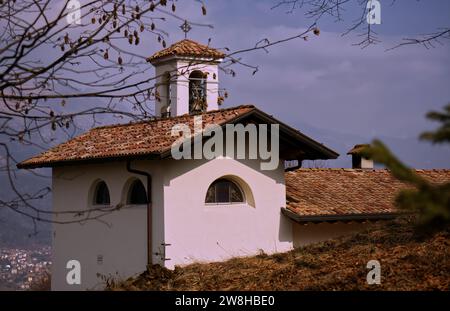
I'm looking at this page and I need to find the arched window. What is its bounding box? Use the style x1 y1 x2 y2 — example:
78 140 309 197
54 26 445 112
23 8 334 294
205 178 244 204
127 179 147 205
189 70 207 113
93 181 110 205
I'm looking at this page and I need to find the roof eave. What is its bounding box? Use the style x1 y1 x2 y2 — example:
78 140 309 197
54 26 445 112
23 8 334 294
149 54 224 65
17 152 163 170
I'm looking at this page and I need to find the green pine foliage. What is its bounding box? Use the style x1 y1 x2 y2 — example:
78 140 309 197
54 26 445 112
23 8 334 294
420 104 450 144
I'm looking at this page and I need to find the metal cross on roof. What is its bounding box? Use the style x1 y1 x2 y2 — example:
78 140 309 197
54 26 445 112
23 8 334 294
180 20 192 39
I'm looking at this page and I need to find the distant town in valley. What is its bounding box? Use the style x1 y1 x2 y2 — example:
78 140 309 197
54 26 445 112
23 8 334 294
0 213 51 290
0 247 51 290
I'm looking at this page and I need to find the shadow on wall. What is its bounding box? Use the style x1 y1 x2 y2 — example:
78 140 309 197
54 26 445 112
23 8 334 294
278 212 293 243
292 222 367 248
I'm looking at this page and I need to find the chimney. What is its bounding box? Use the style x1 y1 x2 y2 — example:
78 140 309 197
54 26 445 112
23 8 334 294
347 144 373 169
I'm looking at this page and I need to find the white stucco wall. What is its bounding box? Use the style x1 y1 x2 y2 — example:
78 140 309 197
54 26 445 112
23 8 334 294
51 155 292 290
161 157 292 268
51 161 166 290
292 222 366 248
361 157 374 169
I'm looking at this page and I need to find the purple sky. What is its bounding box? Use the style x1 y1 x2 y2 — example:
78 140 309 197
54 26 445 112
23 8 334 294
146 0 450 168
7 0 450 169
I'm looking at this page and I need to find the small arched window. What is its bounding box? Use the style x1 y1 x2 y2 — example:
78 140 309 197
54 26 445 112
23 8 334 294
205 178 244 204
189 70 207 113
127 179 147 205
93 181 110 205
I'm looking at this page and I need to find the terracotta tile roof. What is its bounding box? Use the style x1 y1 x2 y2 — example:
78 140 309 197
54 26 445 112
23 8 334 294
285 168 450 219
17 105 255 169
147 39 225 63
17 105 339 169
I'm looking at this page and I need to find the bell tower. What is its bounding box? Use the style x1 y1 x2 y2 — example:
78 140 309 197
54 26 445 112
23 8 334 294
148 39 225 117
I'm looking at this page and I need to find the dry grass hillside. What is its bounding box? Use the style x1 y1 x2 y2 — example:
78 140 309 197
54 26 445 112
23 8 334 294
107 217 450 291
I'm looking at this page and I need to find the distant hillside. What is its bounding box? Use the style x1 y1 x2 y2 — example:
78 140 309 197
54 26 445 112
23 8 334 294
0 209 50 248
107 217 450 290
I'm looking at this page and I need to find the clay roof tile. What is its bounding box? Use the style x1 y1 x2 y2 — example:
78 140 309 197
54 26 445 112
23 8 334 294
17 105 255 169
285 168 450 217
147 39 225 63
